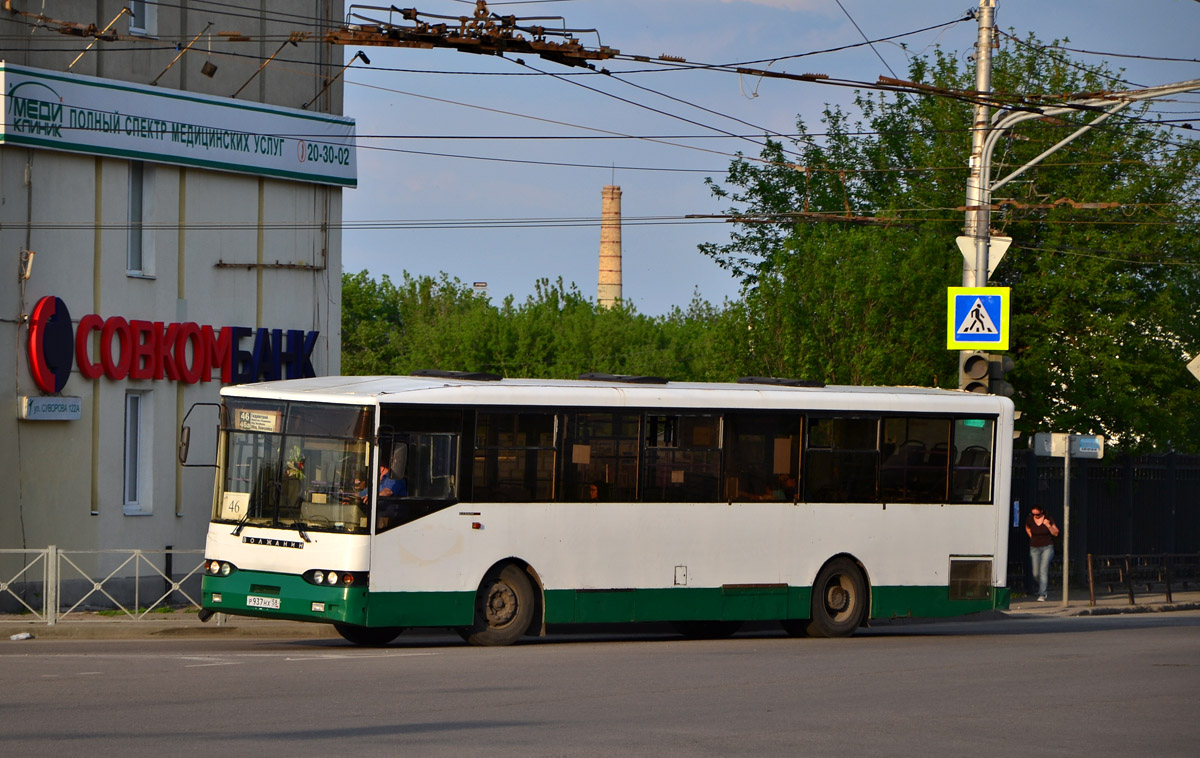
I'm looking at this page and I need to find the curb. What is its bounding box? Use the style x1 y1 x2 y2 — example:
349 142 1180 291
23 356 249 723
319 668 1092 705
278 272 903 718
3 615 334 641
1074 602 1200 617
6 602 1199 642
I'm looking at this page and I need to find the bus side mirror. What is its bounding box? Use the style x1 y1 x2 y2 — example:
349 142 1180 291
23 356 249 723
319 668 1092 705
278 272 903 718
179 401 221 468
179 426 192 464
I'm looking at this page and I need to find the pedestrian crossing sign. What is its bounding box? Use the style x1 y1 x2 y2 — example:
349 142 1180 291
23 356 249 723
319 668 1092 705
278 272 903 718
947 287 1010 350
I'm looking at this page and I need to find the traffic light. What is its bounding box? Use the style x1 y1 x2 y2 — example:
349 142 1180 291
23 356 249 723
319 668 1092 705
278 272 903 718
960 351 990 393
988 353 1015 397
959 351 1015 396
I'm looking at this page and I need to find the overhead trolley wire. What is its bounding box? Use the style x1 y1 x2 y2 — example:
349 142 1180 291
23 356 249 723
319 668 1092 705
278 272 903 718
512 58 805 160
2 4 1192 184
996 29 1200 89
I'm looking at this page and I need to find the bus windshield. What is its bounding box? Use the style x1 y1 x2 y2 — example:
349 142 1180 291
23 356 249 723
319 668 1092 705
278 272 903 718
215 399 374 535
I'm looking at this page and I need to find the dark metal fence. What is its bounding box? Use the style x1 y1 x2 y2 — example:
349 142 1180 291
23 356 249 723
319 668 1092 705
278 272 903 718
1007 450 1200 591
1086 553 1200 606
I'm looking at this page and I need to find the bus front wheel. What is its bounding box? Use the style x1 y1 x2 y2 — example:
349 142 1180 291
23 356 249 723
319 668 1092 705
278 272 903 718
458 564 535 646
806 558 867 638
333 623 405 647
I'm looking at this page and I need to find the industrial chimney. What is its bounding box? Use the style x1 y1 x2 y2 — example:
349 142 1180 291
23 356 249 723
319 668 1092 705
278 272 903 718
597 185 622 307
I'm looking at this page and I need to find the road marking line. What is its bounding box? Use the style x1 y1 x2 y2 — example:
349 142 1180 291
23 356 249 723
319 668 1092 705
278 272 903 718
284 652 439 661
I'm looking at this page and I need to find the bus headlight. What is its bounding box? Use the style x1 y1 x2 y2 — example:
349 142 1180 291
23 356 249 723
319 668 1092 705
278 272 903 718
206 560 236 576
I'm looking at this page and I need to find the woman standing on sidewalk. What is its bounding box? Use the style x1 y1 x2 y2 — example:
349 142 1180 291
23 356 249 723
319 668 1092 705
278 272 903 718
1025 507 1060 601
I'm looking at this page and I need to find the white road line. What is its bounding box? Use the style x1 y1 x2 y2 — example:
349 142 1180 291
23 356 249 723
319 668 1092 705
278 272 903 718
284 651 439 661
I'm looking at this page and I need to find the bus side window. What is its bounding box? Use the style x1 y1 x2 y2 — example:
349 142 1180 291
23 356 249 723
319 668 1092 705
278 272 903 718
472 412 556 502
880 417 951 503
375 409 464 532
642 414 721 503
723 413 800 502
427 434 458 497
563 412 640 502
950 419 995 502
804 417 879 503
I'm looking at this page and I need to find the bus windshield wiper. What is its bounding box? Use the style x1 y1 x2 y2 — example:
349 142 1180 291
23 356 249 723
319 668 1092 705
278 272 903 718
288 521 312 543
231 513 251 536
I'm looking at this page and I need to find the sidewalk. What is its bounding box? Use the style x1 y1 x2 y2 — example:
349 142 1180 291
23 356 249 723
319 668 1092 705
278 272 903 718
1005 587 1200 618
2 611 334 641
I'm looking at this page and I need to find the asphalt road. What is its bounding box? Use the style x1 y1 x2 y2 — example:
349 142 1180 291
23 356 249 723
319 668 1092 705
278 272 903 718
4 612 1198 757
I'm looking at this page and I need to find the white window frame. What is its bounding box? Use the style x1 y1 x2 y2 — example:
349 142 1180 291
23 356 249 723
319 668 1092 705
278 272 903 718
127 161 155 277
123 390 154 515
128 1 158 38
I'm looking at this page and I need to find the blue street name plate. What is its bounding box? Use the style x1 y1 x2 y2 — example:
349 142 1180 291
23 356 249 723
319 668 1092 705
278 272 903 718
20 395 82 421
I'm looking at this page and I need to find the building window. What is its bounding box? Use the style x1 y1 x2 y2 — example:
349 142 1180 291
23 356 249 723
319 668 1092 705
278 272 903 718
128 1 158 37
128 161 154 277
124 391 153 515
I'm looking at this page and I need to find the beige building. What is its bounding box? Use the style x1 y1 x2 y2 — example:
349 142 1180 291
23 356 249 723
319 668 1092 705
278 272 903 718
0 2 353 601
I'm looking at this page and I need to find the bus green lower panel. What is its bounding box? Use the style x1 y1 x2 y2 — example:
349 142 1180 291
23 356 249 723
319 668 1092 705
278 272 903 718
202 573 369 625
364 591 474 627
544 586 810 625
995 587 1011 610
871 585 1009 619
204 576 1011 630
545 585 1007 625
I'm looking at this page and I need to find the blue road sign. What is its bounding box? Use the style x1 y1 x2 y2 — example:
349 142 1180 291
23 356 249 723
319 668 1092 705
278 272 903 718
946 287 1010 350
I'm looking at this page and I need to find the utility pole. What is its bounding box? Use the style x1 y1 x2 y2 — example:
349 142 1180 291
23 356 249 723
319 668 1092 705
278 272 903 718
958 0 995 388
964 0 995 290
955 0 1200 390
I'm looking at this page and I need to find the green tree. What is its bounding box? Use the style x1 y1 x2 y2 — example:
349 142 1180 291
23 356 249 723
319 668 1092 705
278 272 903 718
340 271 498 375
701 36 1200 451
492 278 683 378
340 270 405 375
391 272 498 372
341 272 717 381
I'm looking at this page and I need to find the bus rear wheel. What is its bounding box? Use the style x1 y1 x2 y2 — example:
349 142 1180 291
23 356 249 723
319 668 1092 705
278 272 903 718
333 623 404 647
806 558 867 638
458 564 535 647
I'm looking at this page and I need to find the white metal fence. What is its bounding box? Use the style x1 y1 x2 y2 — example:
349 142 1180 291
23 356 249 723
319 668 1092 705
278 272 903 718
0 547 205 624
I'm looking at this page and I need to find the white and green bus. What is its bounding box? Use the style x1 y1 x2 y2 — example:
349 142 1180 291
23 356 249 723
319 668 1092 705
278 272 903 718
196 371 1014 645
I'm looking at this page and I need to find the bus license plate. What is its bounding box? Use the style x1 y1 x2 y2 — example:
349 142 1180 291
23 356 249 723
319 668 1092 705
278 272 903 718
246 595 280 610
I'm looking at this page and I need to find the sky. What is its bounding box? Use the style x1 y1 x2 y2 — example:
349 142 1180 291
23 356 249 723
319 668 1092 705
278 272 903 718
340 0 1200 315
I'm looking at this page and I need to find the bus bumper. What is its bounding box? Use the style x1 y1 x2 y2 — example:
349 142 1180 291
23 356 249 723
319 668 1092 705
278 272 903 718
202 571 369 625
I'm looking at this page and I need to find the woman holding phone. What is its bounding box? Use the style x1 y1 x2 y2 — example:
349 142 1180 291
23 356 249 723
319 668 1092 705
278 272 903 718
1025 507 1060 601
